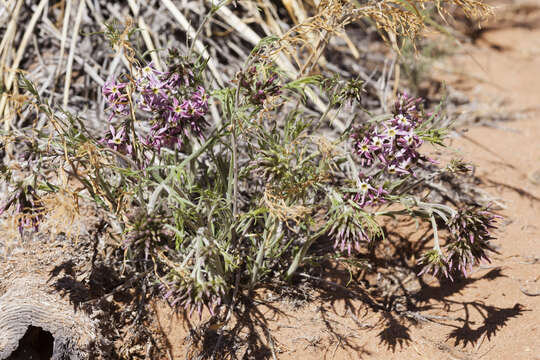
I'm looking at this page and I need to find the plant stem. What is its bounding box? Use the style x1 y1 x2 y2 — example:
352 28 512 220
430 213 442 254
229 62 245 219
231 124 238 217
188 0 230 56
286 224 330 280
126 83 141 166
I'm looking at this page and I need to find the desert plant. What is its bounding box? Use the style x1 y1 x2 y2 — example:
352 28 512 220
0 0 497 324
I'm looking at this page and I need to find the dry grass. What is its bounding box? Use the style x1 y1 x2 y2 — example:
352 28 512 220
0 0 493 137
39 188 91 242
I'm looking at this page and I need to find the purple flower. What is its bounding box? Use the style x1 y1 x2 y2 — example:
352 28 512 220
138 62 163 79
352 176 387 208
167 97 184 124
394 114 411 129
99 125 133 155
191 86 207 103
396 158 413 175
354 138 374 166
237 69 282 106
369 135 384 151
102 80 130 120
102 80 127 101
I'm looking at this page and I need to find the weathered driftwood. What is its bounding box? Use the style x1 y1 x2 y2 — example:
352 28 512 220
0 276 96 359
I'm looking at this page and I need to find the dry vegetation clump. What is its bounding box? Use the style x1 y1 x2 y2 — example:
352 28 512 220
0 0 505 358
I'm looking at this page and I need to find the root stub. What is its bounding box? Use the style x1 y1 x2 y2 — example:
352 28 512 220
5 326 54 360
0 278 96 360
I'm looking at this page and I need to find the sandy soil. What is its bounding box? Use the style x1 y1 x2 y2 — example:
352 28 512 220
151 2 540 359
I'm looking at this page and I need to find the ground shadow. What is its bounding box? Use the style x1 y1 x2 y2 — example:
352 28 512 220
411 268 525 349
45 216 523 359
447 303 525 347
376 312 412 352
47 229 161 359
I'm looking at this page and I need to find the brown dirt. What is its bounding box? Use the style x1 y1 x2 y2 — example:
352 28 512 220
150 3 540 359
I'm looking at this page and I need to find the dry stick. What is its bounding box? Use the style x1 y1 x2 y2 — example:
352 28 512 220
108 52 124 81
0 0 23 68
72 55 105 86
301 25 334 79
0 0 45 131
265 327 278 360
0 0 22 149
32 35 45 68
339 31 360 59
138 20 162 70
401 310 469 324
286 0 327 71
161 0 223 87
258 1 284 37
2 0 47 91
63 0 85 109
283 0 307 24
127 0 162 72
519 286 540 297
56 0 72 81
380 56 396 112
1 1 42 157
387 31 401 98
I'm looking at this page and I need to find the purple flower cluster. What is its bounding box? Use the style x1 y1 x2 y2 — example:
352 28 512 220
135 63 209 151
350 93 429 208
101 61 209 154
419 205 501 280
352 93 425 175
444 205 501 278
331 214 373 255
237 67 281 106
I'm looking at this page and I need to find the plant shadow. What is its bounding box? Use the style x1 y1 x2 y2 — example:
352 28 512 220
46 230 161 359
298 226 526 354
46 221 524 359
377 312 412 352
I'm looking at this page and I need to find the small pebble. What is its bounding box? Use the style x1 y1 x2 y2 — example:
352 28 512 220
528 169 540 185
